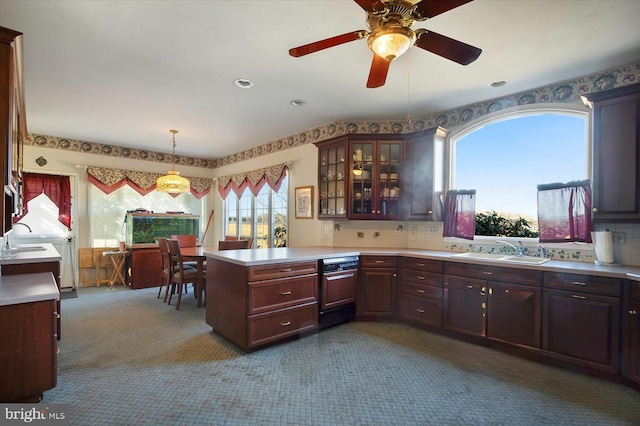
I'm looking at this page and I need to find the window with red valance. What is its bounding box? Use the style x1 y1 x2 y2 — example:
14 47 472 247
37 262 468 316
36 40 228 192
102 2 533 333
14 172 72 230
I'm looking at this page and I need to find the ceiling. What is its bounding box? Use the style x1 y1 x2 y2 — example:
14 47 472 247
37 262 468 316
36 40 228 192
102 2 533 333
1 0 640 160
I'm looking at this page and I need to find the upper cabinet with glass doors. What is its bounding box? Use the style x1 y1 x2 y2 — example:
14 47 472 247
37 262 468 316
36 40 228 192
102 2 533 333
350 139 403 220
317 138 347 219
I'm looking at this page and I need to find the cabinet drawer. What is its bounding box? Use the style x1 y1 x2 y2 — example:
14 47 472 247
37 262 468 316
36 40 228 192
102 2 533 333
444 262 541 286
399 257 443 273
248 275 318 315
248 303 318 348
400 281 442 300
398 294 442 328
248 261 318 281
401 269 442 287
360 256 397 268
544 272 621 297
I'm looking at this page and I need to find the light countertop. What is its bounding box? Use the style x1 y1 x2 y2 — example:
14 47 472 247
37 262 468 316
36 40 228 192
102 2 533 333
203 246 640 281
0 272 59 306
0 243 62 266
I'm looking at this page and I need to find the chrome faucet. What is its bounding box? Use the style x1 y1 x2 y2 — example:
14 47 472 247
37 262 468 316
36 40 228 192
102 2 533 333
4 222 32 251
496 240 525 256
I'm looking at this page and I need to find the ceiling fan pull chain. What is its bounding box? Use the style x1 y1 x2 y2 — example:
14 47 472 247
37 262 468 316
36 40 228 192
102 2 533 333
406 48 412 125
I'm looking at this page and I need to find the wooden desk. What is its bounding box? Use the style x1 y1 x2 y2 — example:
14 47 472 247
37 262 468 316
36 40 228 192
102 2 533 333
180 246 214 308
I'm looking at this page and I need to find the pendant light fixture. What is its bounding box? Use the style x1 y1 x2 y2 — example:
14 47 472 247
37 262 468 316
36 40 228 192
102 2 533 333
156 129 190 194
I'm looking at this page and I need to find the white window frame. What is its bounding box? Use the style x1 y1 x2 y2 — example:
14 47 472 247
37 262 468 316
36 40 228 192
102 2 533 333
445 104 592 249
222 176 288 249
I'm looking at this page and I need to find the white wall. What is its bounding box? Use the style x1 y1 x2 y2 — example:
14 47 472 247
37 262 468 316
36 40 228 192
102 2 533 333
212 143 321 247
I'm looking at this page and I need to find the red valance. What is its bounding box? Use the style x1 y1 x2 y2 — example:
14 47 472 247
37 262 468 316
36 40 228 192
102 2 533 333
14 172 72 230
217 163 288 199
87 166 212 199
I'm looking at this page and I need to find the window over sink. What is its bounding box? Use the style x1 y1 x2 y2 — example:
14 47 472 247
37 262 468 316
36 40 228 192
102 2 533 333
448 108 589 239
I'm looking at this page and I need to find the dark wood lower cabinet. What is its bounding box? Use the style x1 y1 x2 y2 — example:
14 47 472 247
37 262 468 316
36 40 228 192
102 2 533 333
487 282 541 348
357 268 396 317
444 275 486 337
624 281 640 386
0 299 57 402
543 289 620 374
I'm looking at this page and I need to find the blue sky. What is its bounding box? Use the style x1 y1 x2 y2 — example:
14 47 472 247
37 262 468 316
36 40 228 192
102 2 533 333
454 113 587 219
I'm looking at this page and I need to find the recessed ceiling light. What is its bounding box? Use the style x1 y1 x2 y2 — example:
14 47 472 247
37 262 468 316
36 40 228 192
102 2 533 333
490 80 508 87
290 99 307 107
233 78 254 89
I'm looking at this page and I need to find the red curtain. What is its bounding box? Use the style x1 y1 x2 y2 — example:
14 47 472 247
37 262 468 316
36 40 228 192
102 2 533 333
442 190 476 240
218 167 287 200
14 172 72 230
537 180 593 243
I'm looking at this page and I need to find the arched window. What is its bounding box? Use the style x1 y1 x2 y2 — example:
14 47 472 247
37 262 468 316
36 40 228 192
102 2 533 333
449 108 589 237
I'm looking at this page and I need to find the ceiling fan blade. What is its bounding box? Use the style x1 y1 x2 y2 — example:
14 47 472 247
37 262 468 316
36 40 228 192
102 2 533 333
353 0 388 13
413 0 473 19
366 54 390 88
289 30 367 57
415 30 481 65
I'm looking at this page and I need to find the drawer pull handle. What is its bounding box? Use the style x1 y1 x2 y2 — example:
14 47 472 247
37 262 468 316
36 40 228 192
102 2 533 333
280 290 292 296
630 310 638 316
482 271 493 275
416 289 425 293
572 281 587 286
416 263 425 267
280 321 291 327
417 276 425 280
416 309 425 313
466 285 473 289
572 295 587 300
281 268 292 272
374 260 385 264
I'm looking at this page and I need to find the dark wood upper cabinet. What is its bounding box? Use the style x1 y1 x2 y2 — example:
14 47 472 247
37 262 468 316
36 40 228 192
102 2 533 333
0 26 26 236
584 83 640 221
403 127 448 221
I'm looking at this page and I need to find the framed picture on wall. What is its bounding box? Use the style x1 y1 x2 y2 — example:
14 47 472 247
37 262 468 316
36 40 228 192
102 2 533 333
295 186 314 219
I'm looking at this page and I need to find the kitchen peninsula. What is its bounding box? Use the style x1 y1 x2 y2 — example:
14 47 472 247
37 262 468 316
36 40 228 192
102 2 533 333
205 247 640 391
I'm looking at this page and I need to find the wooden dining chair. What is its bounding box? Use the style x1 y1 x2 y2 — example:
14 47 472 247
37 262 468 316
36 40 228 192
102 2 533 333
218 238 253 250
171 234 199 268
158 238 191 301
166 239 199 310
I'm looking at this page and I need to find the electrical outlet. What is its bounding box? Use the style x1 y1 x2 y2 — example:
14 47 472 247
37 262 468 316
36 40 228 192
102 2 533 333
429 226 439 235
323 225 329 234
612 231 626 245
411 226 418 236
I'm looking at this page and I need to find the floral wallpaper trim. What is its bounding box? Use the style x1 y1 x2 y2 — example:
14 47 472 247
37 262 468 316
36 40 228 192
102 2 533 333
87 166 213 194
25 62 639 170
25 134 216 169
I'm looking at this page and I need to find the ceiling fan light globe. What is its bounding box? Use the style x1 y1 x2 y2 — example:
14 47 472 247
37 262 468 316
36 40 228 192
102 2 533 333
368 26 415 62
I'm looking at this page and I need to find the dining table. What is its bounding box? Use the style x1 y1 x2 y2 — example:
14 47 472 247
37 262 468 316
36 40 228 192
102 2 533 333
180 246 215 307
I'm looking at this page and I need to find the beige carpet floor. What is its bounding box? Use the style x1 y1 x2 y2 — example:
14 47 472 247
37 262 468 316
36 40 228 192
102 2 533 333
45 286 640 425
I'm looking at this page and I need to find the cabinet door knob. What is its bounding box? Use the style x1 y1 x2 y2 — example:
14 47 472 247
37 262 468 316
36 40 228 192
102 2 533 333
630 310 638 316
593 207 598 212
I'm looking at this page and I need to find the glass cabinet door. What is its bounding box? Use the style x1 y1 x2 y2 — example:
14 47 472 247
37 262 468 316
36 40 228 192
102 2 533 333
319 142 347 218
377 142 402 218
350 141 375 218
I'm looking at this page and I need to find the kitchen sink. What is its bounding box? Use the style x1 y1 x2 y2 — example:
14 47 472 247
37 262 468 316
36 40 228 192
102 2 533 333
451 252 506 260
452 252 549 265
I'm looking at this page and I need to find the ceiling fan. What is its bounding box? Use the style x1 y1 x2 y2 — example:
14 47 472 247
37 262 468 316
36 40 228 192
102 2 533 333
289 0 482 88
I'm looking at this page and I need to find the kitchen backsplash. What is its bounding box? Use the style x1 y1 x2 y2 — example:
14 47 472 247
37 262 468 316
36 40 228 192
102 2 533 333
321 220 640 267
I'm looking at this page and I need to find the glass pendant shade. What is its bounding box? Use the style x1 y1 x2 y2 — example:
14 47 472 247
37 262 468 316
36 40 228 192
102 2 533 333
157 130 190 194
368 25 415 62
157 170 190 193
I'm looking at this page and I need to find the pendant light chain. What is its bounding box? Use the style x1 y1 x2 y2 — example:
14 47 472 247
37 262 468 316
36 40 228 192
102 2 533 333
406 48 412 125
